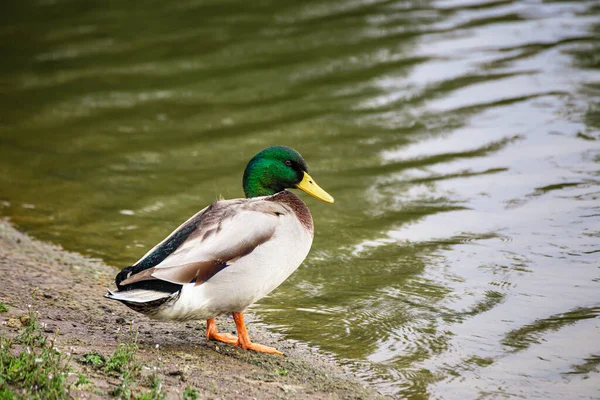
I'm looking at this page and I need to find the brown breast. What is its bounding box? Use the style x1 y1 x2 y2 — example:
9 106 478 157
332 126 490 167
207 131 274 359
267 190 314 234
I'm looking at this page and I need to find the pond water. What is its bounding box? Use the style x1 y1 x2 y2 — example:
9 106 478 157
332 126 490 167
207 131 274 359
1 0 599 398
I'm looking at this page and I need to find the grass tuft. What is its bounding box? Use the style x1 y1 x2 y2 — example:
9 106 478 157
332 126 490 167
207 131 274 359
0 302 8 313
2 300 167 399
78 352 105 368
106 327 142 398
74 374 91 387
136 373 165 400
0 303 71 399
183 386 200 400
105 342 139 375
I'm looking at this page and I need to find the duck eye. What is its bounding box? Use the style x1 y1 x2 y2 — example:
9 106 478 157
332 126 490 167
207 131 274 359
284 160 292 166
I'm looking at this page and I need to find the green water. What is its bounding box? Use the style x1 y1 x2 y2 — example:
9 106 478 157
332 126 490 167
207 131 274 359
1 0 599 398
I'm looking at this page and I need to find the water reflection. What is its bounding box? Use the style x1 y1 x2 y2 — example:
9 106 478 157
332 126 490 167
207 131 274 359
1 0 599 398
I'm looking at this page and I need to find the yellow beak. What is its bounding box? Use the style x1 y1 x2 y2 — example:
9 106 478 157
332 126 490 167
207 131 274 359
296 172 334 204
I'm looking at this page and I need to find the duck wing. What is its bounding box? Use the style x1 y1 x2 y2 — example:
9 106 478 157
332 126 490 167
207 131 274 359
116 198 285 290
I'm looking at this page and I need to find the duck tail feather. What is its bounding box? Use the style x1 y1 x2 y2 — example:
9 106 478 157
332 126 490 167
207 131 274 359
105 288 172 304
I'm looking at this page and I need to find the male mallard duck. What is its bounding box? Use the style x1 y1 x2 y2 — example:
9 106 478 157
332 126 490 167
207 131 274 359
105 146 334 355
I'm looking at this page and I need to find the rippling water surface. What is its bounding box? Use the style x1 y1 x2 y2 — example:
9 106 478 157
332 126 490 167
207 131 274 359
1 0 599 398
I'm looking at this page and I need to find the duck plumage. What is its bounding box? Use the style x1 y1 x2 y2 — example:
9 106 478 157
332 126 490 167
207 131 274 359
107 191 313 320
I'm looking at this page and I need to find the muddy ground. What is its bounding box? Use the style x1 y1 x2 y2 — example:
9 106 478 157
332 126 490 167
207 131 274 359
0 220 387 399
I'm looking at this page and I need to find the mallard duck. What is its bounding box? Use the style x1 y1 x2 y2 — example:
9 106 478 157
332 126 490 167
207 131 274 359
105 146 334 355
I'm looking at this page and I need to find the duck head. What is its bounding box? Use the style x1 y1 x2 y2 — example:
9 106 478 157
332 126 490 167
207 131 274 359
242 145 334 203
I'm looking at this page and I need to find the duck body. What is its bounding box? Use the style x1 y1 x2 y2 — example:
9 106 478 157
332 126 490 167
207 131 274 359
108 190 313 321
106 145 334 355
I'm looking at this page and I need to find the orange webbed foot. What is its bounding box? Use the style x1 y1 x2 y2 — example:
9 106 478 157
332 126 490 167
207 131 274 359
235 340 283 355
233 312 283 356
205 318 238 345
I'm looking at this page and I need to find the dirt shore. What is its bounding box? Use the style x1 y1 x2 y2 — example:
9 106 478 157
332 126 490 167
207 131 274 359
0 220 386 399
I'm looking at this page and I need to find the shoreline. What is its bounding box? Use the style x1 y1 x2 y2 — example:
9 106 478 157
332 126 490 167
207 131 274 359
0 219 386 399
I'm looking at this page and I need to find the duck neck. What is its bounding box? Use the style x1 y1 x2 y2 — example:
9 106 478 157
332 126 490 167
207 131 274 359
242 162 280 198
243 181 278 198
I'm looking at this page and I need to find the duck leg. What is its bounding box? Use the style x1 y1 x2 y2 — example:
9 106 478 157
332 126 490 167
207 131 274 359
233 312 283 355
205 318 238 345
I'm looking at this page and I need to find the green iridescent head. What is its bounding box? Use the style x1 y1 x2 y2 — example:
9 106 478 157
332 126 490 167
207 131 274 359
242 146 334 203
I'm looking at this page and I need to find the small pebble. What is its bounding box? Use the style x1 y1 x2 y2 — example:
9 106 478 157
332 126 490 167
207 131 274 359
167 370 183 376
6 318 20 329
98 305 112 313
